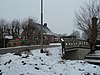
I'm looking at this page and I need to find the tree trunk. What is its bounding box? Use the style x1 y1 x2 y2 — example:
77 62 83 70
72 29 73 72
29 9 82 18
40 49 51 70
90 17 98 53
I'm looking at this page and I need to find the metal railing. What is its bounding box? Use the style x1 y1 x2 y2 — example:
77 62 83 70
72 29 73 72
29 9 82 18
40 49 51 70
63 39 90 49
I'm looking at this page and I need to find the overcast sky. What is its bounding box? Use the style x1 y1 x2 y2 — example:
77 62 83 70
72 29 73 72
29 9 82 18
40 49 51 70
0 0 87 34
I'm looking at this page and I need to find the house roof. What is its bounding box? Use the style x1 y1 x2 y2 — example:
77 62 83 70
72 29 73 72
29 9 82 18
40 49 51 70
22 19 55 37
33 23 53 34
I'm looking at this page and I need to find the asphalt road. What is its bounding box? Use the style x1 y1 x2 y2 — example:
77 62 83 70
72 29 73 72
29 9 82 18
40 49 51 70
0 45 61 54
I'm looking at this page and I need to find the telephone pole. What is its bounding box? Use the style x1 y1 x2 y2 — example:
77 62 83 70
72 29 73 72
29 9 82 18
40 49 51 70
40 0 44 53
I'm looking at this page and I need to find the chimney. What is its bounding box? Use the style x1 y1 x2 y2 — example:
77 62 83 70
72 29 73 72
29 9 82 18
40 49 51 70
28 19 33 25
44 23 47 27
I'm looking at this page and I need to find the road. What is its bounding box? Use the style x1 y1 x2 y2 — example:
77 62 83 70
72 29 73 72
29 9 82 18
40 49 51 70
0 45 61 54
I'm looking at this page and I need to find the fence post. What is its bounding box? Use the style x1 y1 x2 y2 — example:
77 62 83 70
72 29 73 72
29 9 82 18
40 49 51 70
61 38 65 56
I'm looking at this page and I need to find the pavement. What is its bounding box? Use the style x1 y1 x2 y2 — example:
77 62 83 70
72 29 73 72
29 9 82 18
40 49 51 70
0 44 61 54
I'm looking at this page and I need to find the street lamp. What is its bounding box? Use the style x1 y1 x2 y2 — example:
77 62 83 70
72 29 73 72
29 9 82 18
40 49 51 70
40 0 44 53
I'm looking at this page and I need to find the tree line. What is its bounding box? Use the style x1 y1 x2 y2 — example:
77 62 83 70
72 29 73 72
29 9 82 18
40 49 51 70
0 18 36 40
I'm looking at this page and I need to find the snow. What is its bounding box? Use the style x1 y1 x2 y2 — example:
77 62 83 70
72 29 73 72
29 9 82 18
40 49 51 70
0 47 100 75
5 36 13 39
85 59 100 63
61 38 64 42
50 43 61 45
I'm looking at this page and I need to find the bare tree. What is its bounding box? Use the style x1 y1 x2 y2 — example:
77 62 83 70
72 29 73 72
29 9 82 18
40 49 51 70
11 20 21 39
82 32 88 40
75 0 100 53
6 22 12 35
27 19 35 40
70 30 80 38
21 19 28 39
21 18 35 40
0 19 6 38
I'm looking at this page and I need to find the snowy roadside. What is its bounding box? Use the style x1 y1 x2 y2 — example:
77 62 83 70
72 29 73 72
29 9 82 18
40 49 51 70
0 47 100 75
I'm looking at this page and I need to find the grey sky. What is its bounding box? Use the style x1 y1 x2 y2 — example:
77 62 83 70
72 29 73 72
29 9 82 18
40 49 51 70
0 0 86 34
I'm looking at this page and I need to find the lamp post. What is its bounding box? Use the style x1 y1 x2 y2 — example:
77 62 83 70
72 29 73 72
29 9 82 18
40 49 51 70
40 0 44 53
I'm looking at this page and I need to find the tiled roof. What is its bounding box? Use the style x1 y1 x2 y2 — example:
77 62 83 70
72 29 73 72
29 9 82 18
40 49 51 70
32 23 54 35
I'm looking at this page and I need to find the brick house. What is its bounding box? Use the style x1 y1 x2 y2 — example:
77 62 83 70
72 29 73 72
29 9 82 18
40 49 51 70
21 19 56 44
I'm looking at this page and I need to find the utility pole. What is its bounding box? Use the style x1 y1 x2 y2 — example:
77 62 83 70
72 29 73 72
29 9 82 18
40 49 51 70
3 26 5 48
40 0 44 53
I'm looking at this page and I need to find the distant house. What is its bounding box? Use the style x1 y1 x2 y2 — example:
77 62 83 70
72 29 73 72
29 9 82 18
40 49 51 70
3 33 13 39
69 30 80 39
21 19 56 44
0 32 13 48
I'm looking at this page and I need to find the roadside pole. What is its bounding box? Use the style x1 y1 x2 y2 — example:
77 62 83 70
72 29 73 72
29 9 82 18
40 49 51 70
40 0 44 53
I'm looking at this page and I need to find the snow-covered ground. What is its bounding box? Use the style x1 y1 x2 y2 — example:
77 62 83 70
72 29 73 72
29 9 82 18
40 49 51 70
0 47 100 75
50 43 61 45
